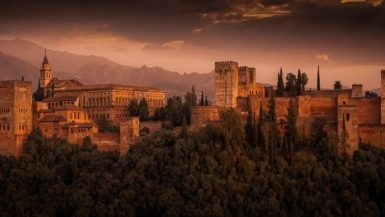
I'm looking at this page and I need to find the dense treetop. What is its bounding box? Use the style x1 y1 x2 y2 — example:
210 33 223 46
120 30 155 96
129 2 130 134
1 107 385 217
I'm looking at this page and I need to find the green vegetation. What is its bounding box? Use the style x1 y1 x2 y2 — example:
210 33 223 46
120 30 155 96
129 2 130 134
365 91 379 98
152 86 209 127
282 70 308 97
96 117 119 133
127 98 150 121
33 81 45 101
1 106 385 217
334 81 343 90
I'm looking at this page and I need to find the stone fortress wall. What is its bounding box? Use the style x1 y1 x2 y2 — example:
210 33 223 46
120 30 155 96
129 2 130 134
0 80 32 157
192 62 385 154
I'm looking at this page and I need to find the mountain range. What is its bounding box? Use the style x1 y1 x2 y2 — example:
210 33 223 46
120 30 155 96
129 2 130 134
0 39 214 98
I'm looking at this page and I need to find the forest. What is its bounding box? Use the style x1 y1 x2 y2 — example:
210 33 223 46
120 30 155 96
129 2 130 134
0 103 385 217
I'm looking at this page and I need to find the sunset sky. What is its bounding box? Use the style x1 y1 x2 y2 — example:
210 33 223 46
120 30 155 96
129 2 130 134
0 0 384 89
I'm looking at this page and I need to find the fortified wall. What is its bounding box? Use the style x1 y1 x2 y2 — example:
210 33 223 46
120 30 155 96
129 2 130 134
192 61 385 154
0 80 32 157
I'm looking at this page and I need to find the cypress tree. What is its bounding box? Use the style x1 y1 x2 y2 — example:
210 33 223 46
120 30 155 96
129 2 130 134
245 101 255 146
205 96 208 106
200 92 204 106
285 99 297 159
277 68 284 97
340 115 349 153
317 65 321 91
179 115 188 138
257 102 265 150
191 86 197 106
296 69 302 96
268 95 278 164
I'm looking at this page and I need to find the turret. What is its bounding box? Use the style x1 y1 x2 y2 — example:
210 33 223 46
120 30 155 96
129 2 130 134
351 84 363 98
39 49 52 88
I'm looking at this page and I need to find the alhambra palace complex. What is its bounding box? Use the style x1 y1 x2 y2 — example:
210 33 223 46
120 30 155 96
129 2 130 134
1 54 385 156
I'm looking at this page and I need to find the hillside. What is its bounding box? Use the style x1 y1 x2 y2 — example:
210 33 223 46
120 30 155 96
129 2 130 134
0 39 214 98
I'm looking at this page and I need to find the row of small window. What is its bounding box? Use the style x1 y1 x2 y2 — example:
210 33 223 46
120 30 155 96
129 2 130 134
47 101 75 109
0 107 10 113
18 107 28 113
18 123 28 130
70 112 86 120
70 128 91 133
0 124 10 131
90 113 110 119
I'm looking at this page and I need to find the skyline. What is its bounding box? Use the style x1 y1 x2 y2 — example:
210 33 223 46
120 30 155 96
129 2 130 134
0 0 385 89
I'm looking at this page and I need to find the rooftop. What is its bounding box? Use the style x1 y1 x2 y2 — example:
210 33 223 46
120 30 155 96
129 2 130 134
55 83 164 92
42 96 79 102
40 115 66 122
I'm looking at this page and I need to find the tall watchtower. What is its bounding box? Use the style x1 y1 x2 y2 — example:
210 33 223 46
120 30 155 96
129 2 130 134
39 49 52 88
214 61 239 108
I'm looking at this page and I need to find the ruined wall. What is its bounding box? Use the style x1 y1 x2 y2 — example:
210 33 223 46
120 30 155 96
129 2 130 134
190 106 220 131
215 61 239 108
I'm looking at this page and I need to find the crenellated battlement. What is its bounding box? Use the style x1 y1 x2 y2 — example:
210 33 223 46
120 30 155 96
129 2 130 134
0 80 31 88
215 61 238 68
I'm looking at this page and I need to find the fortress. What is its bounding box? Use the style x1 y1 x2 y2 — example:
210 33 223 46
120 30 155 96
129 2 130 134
0 52 165 156
1 53 384 157
192 61 385 154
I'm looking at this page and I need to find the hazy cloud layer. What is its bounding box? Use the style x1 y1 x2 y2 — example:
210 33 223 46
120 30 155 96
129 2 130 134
0 0 384 88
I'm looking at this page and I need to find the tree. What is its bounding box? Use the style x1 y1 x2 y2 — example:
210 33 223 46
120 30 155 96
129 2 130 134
245 101 255 146
317 65 321 91
200 92 204 106
184 86 197 106
296 69 302 96
334 81 342 90
267 95 278 164
284 99 297 158
301 72 308 92
152 107 167 121
179 115 188 138
256 103 265 150
138 98 149 121
277 68 284 97
165 96 184 126
339 115 349 154
365 91 378 98
96 117 119 133
33 80 45 101
205 96 209 106
220 108 245 147
128 99 139 116
285 73 297 96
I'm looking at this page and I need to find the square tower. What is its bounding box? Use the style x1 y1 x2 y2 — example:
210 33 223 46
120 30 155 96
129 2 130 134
215 61 239 108
0 80 32 157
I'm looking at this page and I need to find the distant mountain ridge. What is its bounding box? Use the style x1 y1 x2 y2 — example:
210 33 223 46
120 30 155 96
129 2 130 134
0 39 214 98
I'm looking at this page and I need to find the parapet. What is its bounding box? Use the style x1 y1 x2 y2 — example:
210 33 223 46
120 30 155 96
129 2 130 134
215 61 238 68
0 80 32 88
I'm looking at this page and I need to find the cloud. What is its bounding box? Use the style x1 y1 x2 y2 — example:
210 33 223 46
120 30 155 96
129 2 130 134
315 54 331 61
161 40 185 49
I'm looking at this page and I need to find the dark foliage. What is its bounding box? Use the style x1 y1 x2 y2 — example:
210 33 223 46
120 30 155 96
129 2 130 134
1 114 385 217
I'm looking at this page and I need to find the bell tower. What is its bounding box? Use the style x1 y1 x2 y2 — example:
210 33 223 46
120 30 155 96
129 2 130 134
39 49 52 88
